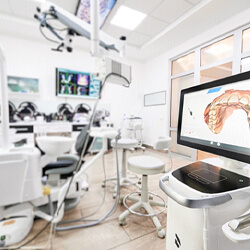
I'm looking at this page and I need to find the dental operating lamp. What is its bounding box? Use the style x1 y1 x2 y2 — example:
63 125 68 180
34 1 124 54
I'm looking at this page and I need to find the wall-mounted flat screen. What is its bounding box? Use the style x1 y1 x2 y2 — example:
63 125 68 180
56 68 101 99
178 71 250 164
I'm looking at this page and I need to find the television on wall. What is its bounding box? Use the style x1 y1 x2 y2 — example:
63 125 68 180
56 68 101 99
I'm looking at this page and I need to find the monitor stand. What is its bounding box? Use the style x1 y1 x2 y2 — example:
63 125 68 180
202 157 250 177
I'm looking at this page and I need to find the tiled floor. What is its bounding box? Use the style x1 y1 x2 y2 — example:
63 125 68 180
14 148 192 250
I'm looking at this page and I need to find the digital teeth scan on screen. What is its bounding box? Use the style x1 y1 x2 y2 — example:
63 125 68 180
181 80 250 152
204 89 250 134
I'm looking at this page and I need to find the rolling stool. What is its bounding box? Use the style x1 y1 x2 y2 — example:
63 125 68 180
118 137 172 238
102 138 140 198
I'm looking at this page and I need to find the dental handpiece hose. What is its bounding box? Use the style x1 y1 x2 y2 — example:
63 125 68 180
54 73 129 231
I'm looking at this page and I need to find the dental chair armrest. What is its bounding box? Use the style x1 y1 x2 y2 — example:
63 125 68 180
90 127 118 139
43 160 77 176
57 154 79 162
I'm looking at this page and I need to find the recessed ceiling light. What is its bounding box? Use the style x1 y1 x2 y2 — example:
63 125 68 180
110 6 146 30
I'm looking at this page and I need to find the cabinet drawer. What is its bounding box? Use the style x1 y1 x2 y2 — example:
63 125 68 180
10 125 33 134
72 124 87 132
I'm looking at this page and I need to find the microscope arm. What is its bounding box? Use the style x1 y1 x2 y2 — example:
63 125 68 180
35 1 124 53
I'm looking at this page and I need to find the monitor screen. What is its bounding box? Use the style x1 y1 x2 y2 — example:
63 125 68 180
56 68 101 99
76 0 117 28
177 71 250 164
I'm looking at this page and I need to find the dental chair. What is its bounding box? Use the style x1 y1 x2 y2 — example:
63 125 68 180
118 136 172 238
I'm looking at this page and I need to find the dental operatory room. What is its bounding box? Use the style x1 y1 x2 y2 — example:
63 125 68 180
1 0 250 249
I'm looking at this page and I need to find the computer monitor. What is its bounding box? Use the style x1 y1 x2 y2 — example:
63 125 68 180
177 71 250 164
56 68 101 99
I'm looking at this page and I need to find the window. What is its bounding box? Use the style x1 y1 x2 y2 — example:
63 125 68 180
241 57 250 72
242 28 250 53
171 52 195 75
171 74 194 127
170 51 195 157
200 36 234 66
200 62 232 84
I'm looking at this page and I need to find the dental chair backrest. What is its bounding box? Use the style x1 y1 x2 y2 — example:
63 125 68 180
75 109 105 155
133 123 142 131
153 136 173 173
153 136 172 151
75 120 100 155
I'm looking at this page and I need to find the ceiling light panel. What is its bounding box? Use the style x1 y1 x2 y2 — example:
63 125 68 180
110 5 146 30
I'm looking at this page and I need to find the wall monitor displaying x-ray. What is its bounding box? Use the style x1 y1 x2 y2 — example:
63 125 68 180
178 71 250 164
56 68 101 99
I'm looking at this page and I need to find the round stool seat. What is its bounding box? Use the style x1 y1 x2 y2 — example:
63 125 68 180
128 156 165 175
111 138 138 149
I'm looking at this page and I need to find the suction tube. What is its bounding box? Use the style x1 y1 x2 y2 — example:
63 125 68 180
0 45 10 150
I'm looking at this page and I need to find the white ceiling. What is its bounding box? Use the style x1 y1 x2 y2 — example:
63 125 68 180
0 0 250 61
0 0 203 48
102 0 201 47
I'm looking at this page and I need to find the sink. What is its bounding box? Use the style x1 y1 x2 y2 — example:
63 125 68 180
36 136 74 156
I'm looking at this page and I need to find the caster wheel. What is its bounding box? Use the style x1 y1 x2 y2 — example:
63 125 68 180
118 219 126 226
113 194 117 199
157 229 165 239
101 183 106 188
149 195 153 200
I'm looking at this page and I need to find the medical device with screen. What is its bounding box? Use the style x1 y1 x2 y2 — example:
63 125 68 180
56 68 101 98
177 71 250 164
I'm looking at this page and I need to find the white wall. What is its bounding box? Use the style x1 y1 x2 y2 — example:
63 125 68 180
1 5 250 146
0 33 141 128
138 8 250 146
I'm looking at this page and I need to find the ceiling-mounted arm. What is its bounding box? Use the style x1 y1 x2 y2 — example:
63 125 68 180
34 1 125 55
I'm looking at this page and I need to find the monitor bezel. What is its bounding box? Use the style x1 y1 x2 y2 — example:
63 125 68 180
177 71 250 164
56 68 100 99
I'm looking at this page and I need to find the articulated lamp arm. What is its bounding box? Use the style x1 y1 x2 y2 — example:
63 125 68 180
34 1 126 55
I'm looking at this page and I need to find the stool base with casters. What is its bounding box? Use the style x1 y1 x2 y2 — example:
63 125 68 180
102 138 140 198
118 155 168 239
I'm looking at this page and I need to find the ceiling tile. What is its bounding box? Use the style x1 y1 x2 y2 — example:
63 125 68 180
0 1 13 14
123 0 163 14
103 23 131 40
51 0 79 14
150 0 193 23
127 32 151 47
185 0 201 5
135 16 168 37
9 0 39 20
